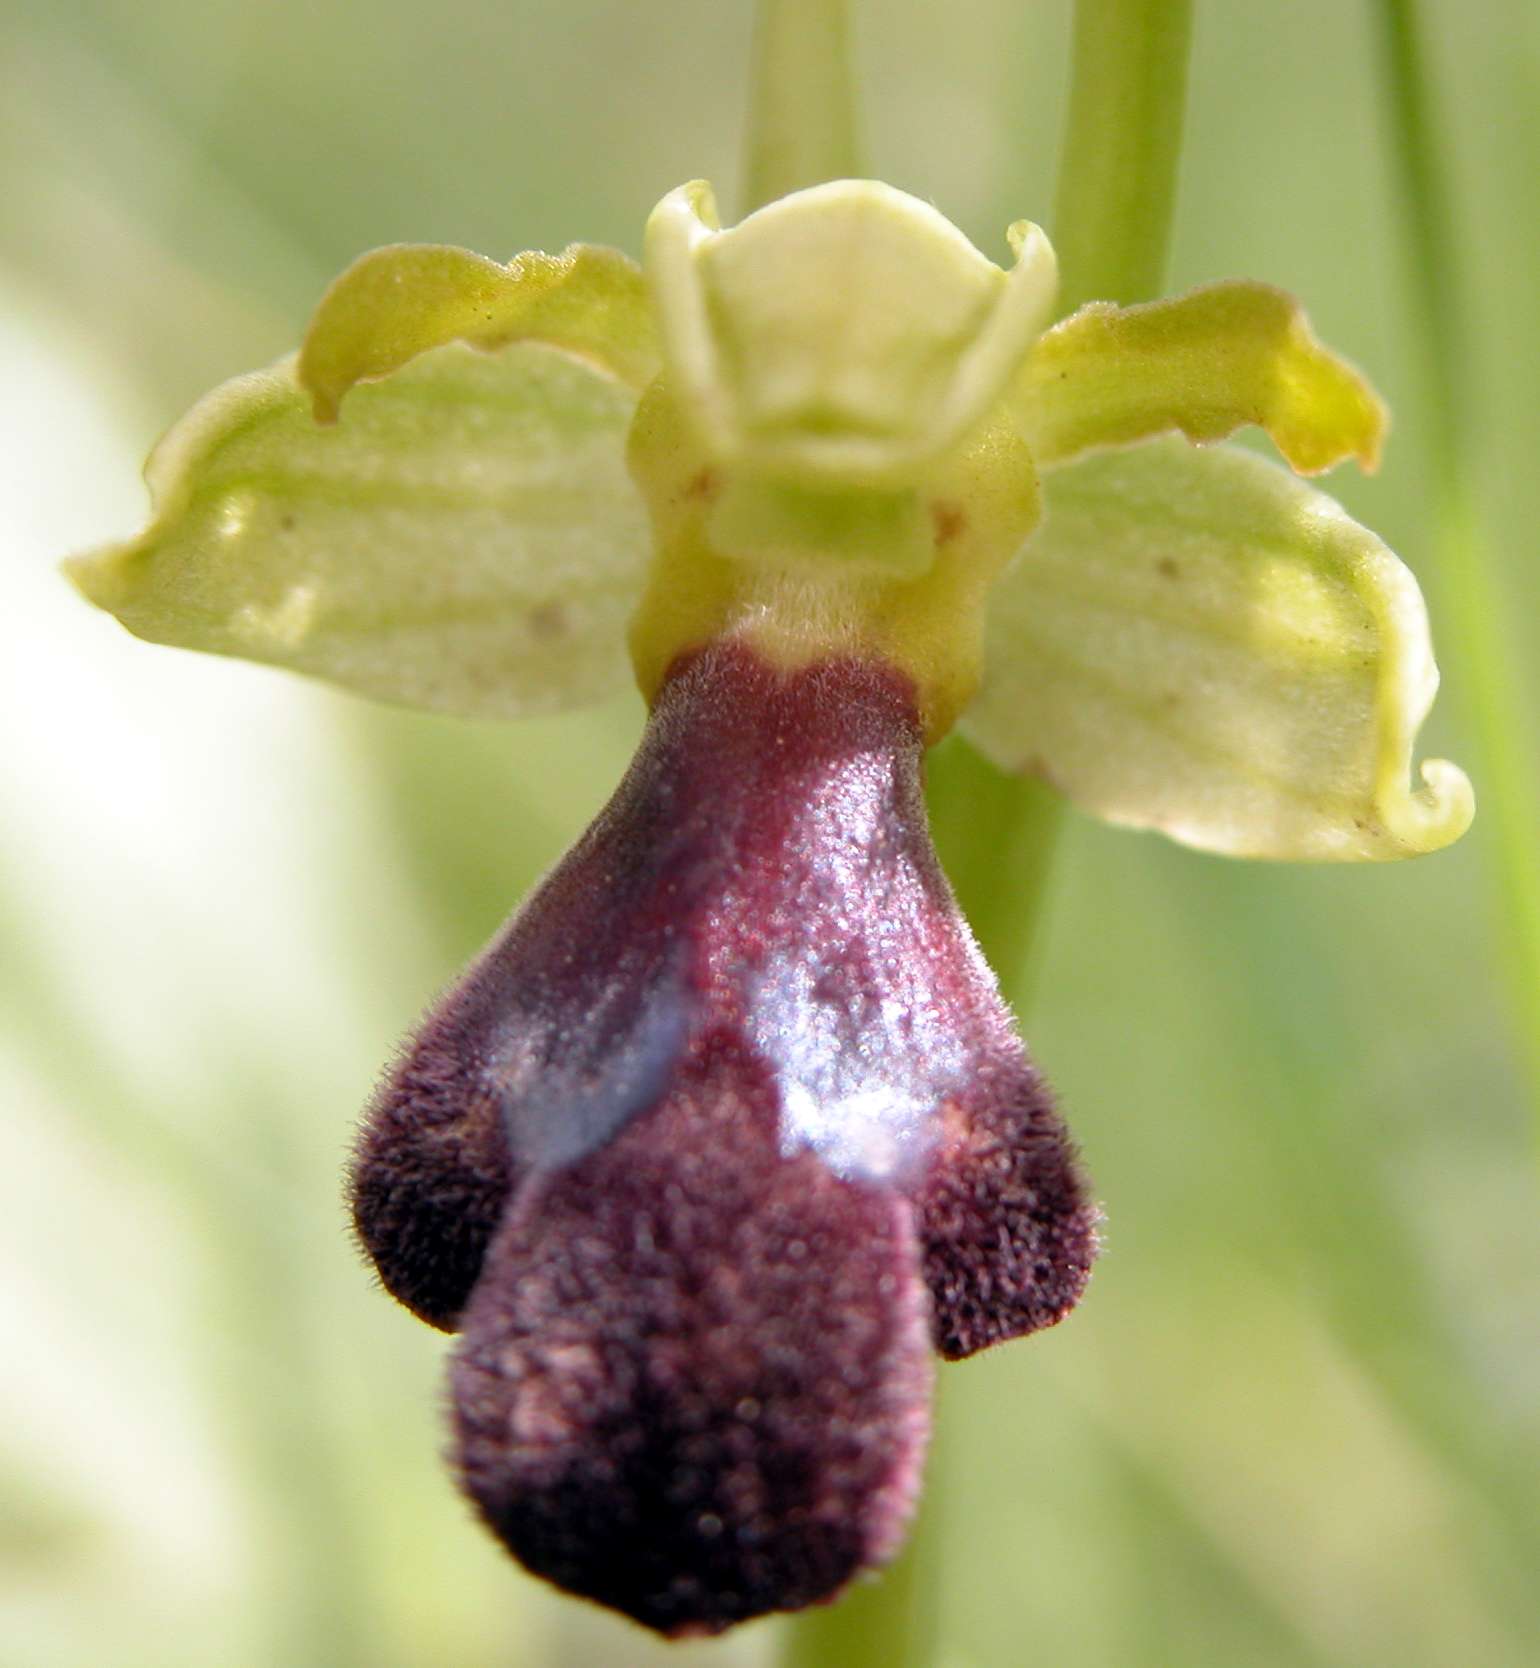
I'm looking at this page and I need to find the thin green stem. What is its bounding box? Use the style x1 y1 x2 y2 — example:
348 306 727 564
1051 0 1194 316
930 0 1193 987
741 0 861 214
927 738 1065 1006
1373 0 1540 1143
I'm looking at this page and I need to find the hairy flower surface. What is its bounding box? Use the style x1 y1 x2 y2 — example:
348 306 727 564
70 177 1472 1633
358 639 1090 1630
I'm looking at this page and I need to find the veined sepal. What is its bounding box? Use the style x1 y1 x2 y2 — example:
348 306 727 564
67 341 650 718
963 436 1473 859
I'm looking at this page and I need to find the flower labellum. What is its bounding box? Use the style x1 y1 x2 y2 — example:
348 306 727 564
355 639 1093 1632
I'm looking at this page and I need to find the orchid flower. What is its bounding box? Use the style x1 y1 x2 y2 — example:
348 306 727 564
68 177 1472 1636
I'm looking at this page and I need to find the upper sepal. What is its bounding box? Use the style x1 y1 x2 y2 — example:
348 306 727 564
645 180 1058 490
963 436 1473 860
300 241 660 421
67 341 649 718
1015 280 1387 477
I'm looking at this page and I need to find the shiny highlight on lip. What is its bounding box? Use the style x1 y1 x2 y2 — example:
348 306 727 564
351 637 1096 1634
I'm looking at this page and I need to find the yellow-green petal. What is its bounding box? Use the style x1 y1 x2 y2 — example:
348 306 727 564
1015 280 1386 476
962 436 1472 860
299 242 659 422
67 342 649 719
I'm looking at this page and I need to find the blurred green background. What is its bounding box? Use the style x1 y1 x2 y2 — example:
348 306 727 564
3 2 1537 1664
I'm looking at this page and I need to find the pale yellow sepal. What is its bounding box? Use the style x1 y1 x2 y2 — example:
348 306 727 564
645 180 1057 489
962 436 1472 860
299 241 659 422
68 342 649 718
1016 280 1387 477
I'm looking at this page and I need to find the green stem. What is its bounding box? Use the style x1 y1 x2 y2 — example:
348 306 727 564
1372 0 1540 1145
927 739 1065 1005
931 0 1193 986
1051 0 1194 315
741 0 862 214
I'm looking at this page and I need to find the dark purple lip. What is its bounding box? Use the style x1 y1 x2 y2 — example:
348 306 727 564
352 638 1096 1632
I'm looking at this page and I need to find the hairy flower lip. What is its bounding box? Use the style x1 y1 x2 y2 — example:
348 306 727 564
352 636 1095 1629
451 1036 935 1636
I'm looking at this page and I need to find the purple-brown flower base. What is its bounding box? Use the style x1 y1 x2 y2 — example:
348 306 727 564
352 638 1096 1635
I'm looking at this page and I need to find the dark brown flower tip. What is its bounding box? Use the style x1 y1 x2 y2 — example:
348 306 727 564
351 1033 520 1331
452 1040 933 1636
353 637 1097 1629
910 1067 1100 1360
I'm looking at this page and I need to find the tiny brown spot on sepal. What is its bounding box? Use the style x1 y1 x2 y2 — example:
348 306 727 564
528 602 567 642
930 500 967 547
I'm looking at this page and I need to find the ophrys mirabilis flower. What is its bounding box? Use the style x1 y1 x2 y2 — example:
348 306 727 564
68 177 1471 1635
